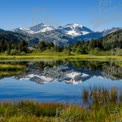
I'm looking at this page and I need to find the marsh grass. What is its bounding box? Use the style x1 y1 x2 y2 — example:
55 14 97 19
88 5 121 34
83 87 119 106
119 91 122 102
82 87 122 122
83 90 89 104
0 87 121 121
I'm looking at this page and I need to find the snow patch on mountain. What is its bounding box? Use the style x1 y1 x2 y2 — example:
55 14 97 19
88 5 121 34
29 23 55 34
38 26 54 32
65 23 83 29
62 23 92 37
66 30 81 36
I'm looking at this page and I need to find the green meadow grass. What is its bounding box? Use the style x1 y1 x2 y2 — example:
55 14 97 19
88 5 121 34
0 87 121 122
0 54 122 61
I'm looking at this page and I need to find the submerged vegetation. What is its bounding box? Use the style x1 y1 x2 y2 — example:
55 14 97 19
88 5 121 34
0 87 121 122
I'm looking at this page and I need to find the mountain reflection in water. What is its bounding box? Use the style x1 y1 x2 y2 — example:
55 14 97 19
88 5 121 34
0 60 122 104
12 60 122 85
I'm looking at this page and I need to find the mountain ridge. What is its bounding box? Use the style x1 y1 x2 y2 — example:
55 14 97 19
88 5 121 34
13 23 121 45
1 23 121 46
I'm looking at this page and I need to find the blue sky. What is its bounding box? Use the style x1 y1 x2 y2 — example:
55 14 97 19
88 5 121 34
0 0 121 31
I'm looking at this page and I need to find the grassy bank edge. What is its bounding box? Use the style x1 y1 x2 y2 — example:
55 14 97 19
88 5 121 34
0 54 122 61
0 87 122 122
0 100 121 122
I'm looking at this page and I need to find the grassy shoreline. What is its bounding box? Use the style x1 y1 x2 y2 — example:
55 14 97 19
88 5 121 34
0 87 122 122
0 101 121 122
0 54 122 61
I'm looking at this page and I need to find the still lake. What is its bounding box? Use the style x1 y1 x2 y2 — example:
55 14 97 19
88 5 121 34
0 60 122 105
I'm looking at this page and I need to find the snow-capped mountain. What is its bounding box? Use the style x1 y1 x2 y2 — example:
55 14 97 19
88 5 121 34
30 23 55 33
15 23 121 36
57 24 93 37
15 23 92 37
14 23 121 46
15 23 55 34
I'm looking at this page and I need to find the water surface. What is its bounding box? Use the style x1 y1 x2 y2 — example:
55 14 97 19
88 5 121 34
0 60 122 105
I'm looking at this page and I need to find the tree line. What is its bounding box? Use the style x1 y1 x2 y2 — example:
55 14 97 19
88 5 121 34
0 30 122 56
0 40 28 55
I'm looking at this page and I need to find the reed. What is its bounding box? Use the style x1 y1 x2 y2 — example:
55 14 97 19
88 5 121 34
119 91 122 102
0 87 121 121
82 90 89 104
83 87 121 107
